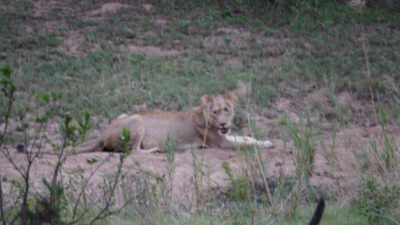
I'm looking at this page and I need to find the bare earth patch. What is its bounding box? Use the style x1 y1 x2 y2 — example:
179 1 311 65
58 31 100 57
203 28 252 50
0 143 292 198
142 3 153 12
58 31 85 56
203 27 288 53
2 121 398 199
88 2 129 16
123 45 180 58
154 18 168 28
224 57 244 70
33 0 65 18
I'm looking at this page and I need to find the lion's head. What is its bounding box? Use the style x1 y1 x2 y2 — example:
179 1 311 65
200 92 237 135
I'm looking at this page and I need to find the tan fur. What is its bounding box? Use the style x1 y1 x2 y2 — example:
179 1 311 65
77 92 272 153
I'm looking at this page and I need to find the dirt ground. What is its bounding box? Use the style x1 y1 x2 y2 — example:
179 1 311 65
1 113 399 199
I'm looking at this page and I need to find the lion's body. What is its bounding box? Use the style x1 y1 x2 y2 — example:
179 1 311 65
102 111 208 152
77 93 273 153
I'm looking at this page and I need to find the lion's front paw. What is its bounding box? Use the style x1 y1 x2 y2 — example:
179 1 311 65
261 140 274 149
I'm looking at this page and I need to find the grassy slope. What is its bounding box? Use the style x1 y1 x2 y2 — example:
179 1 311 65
1 1 399 118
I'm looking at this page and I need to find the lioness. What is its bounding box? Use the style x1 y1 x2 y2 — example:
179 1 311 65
77 93 273 153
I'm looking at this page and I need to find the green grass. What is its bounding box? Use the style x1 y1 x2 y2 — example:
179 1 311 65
281 204 368 225
102 202 368 225
1 0 399 120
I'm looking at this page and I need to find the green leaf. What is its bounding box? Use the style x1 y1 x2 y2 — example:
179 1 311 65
42 178 52 192
86 158 98 164
55 185 64 199
121 127 131 143
0 65 11 76
37 92 50 104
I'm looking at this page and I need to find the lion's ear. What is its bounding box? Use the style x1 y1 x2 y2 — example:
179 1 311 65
201 95 214 105
224 92 237 104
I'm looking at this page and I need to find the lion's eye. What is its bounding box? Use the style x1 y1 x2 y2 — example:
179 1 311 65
213 110 218 115
224 107 229 112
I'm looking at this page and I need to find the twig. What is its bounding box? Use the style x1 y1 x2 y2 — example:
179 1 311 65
87 156 126 225
0 79 15 151
70 156 111 223
361 27 379 125
254 145 273 205
0 176 6 225
50 120 69 208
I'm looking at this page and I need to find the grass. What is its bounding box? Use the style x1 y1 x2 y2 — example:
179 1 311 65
281 203 368 225
1 0 399 119
102 202 367 225
2 3 400 117
1 0 400 224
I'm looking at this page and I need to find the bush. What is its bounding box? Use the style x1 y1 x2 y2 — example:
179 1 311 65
358 178 400 224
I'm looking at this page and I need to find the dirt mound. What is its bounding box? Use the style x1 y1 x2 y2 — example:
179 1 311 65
124 45 180 58
224 57 244 70
58 31 85 56
58 30 100 57
203 27 287 53
88 2 129 16
33 0 66 18
203 28 252 50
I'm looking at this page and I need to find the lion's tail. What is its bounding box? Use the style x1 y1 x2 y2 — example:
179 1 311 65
308 197 325 225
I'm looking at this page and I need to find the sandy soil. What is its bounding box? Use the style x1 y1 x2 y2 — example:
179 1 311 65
1 119 398 199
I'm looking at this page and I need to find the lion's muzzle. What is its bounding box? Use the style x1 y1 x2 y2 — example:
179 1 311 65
218 122 230 134
220 128 230 134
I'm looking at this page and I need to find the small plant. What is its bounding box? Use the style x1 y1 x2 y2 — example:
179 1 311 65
165 132 176 208
0 67 134 225
222 161 249 202
286 115 316 178
0 65 16 148
355 106 400 225
190 149 209 213
358 178 400 225
319 125 339 168
284 114 317 201
178 19 191 34
395 98 400 122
